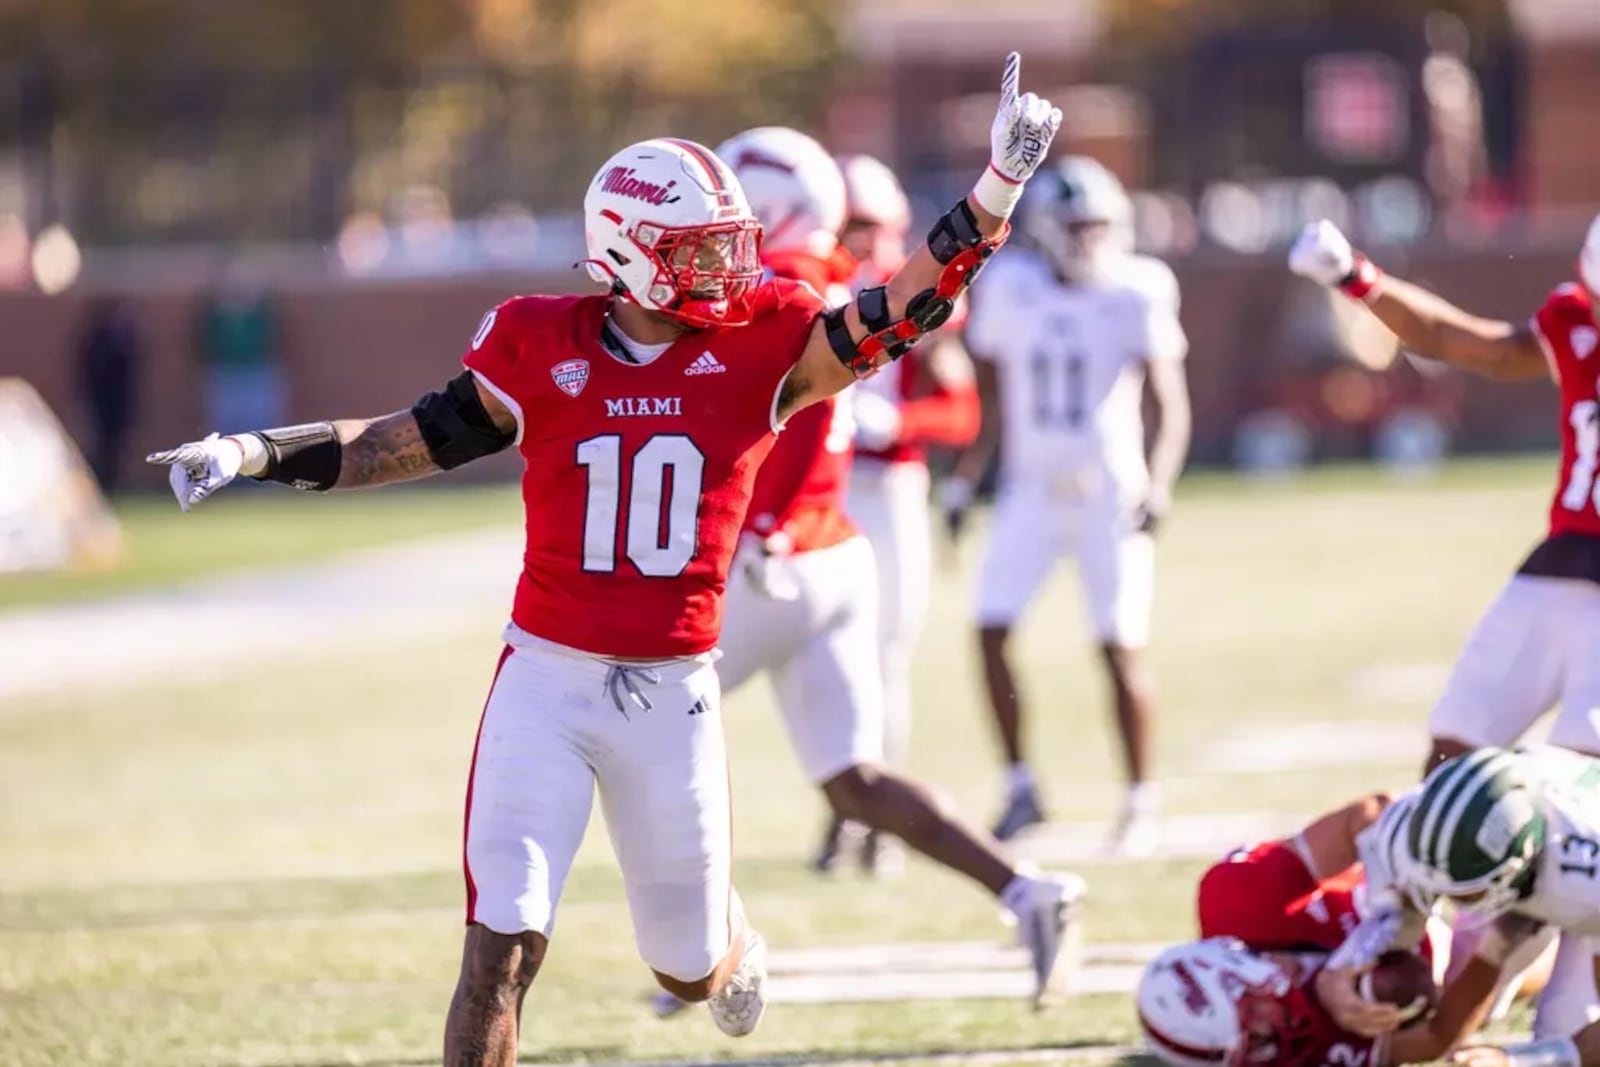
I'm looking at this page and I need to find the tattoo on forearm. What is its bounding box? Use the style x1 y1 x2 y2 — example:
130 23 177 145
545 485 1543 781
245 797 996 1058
337 412 440 488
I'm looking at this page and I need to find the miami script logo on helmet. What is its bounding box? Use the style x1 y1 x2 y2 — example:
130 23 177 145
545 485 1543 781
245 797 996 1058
600 167 682 206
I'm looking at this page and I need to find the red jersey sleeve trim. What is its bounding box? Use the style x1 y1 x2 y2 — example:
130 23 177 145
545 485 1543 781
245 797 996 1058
769 369 792 434
468 368 525 446
894 381 981 449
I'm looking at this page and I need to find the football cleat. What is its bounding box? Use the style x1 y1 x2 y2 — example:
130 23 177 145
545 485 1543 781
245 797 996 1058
992 787 1046 841
1017 872 1087 1010
811 816 871 875
1104 797 1160 859
708 924 768 1037
861 829 906 880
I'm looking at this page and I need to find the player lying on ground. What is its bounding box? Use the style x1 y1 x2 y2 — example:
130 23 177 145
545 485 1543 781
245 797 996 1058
1290 217 1600 776
946 156 1192 854
703 126 1083 1005
1319 747 1600 1067
147 55 1063 1067
1138 788 1553 1067
830 151 982 875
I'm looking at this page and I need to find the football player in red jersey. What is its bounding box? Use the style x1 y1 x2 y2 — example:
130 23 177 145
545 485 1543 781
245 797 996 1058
836 153 982 873
147 55 1064 1067
1290 218 1600 774
706 125 1084 988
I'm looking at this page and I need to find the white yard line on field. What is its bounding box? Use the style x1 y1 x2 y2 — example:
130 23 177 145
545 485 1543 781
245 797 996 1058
1009 810 1301 866
0 528 522 703
766 940 1164 1005
1192 719 1422 774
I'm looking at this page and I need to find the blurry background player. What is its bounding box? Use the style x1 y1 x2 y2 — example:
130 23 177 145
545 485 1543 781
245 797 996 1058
947 156 1193 854
835 153 981 874
1290 216 1600 777
695 125 1085 1011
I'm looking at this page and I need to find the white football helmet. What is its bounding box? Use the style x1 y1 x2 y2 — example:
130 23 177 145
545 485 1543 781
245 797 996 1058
1580 213 1600 297
715 126 847 259
582 138 762 328
1138 939 1317 1067
1404 747 1546 919
839 154 911 233
838 153 911 277
1027 154 1134 282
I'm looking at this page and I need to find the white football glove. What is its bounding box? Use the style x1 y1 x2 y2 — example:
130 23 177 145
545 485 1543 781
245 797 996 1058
1288 220 1357 287
146 432 244 512
737 532 801 601
972 52 1063 218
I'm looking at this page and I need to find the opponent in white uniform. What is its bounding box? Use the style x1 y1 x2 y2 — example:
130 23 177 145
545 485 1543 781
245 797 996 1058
1321 748 1600 1067
947 156 1192 854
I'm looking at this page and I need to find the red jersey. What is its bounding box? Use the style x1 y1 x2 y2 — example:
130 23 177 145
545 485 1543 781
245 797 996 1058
853 345 981 466
1198 839 1366 952
1533 283 1600 538
463 279 823 658
1281 958 1385 1067
744 249 858 553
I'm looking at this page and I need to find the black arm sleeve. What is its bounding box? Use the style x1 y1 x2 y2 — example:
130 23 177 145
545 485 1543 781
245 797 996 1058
411 370 516 470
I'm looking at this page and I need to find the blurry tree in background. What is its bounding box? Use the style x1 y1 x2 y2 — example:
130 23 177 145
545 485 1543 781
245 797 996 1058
0 0 840 245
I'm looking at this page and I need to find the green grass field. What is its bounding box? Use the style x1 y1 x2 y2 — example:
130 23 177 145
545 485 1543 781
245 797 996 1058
0 484 523 612
0 457 1561 1066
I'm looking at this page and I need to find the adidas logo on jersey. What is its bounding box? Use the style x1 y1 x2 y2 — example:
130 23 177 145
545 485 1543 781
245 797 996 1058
685 351 727 375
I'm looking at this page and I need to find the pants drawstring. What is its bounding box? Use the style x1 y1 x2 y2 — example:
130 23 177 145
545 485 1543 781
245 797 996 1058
605 663 662 718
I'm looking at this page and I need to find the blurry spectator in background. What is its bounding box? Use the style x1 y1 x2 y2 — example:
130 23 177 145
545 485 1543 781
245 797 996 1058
197 265 286 432
75 297 144 493
1422 12 1488 228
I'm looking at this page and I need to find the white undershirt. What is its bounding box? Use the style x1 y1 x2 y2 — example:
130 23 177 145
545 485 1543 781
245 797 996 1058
607 316 673 366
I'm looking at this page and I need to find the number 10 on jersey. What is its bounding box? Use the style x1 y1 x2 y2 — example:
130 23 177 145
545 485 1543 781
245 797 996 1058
577 434 706 578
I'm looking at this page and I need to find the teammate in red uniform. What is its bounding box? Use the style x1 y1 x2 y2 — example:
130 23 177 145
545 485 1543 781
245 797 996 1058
147 56 1065 1066
1290 218 1600 773
836 154 982 872
707 126 1085 994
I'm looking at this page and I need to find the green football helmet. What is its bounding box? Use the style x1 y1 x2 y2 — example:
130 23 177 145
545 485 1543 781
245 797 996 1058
1406 747 1546 918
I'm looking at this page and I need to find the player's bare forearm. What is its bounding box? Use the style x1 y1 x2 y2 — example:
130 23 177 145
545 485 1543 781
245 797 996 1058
953 360 1002 484
1146 393 1191 499
1366 276 1547 381
1298 792 1391 880
880 197 1006 319
1385 957 1500 1065
333 411 442 489
779 197 1009 423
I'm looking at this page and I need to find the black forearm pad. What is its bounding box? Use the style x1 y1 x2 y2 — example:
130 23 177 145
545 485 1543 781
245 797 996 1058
248 422 342 491
412 370 515 471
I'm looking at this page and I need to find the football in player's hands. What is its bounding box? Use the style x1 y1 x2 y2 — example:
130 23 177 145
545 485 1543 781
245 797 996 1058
1359 951 1439 1027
